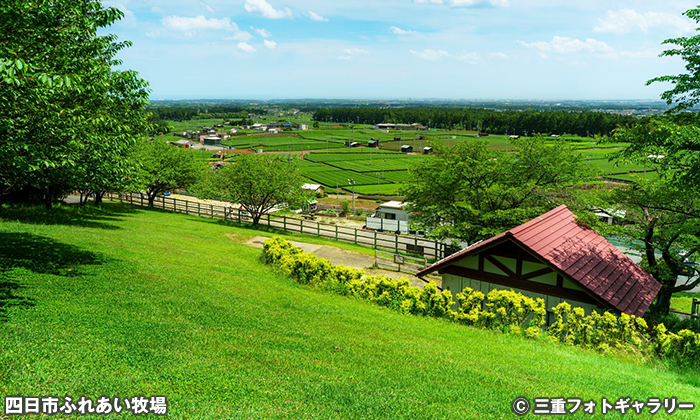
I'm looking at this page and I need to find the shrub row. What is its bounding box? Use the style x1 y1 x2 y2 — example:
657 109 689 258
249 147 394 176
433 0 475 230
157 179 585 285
262 237 700 371
262 237 454 318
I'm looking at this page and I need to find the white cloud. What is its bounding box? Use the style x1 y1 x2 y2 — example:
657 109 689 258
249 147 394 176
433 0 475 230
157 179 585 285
244 0 292 19
238 42 256 53
151 6 163 13
163 15 235 32
390 26 418 35
409 49 479 62
198 1 214 14
489 52 508 59
264 40 277 49
309 11 328 22
594 9 696 34
338 48 369 60
414 0 508 7
161 15 252 40
253 27 272 38
410 49 448 60
517 36 613 55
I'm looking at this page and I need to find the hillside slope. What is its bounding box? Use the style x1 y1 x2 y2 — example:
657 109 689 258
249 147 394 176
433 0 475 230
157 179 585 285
0 203 698 419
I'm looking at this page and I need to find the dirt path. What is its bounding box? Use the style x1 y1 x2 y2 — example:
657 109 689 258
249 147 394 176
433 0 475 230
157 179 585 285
243 236 438 288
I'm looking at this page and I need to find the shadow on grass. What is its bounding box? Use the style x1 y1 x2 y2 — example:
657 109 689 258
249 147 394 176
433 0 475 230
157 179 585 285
0 202 142 230
0 232 107 321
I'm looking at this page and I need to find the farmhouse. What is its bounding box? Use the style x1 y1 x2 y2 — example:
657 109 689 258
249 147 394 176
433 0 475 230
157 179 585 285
301 183 324 196
366 201 413 234
368 139 379 147
423 146 433 155
171 139 194 148
203 136 222 146
401 145 413 153
417 205 662 318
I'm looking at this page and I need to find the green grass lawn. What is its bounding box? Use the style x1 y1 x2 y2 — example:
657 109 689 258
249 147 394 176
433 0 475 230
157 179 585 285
671 292 700 314
2 204 699 419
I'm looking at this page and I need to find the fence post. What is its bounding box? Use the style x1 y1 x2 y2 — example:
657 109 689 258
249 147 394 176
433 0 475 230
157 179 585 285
186 200 188 214
267 213 271 227
317 221 320 237
354 228 357 245
198 202 201 217
414 236 418 255
238 208 241 223
374 231 377 249
210 204 213 218
395 234 398 253
335 225 338 241
283 216 287 231
300 219 303 234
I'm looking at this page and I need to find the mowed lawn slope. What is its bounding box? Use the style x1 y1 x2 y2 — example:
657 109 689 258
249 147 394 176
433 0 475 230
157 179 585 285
0 204 698 419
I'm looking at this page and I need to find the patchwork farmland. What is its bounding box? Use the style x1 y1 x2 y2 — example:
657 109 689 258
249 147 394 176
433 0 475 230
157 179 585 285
167 121 655 195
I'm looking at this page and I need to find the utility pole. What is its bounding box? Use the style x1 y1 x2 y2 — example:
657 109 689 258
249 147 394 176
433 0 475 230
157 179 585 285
348 179 355 214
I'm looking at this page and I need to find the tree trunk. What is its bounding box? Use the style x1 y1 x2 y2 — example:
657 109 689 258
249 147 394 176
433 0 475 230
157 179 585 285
252 213 261 226
649 284 674 316
94 192 104 206
43 188 54 210
148 192 156 207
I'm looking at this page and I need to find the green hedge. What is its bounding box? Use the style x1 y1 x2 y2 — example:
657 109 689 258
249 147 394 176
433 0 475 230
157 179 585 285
262 237 700 371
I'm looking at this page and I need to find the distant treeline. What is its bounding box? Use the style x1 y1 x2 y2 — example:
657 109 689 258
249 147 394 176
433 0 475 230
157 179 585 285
148 105 266 121
313 107 641 137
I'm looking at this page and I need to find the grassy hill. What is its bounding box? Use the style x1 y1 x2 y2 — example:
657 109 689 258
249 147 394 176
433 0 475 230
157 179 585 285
1 203 698 419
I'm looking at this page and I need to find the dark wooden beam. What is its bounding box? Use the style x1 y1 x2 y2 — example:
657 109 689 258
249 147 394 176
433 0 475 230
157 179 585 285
484 254 516 277
522 267 555 280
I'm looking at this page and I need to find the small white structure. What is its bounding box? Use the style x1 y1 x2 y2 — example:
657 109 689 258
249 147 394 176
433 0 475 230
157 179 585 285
268 128 279 134
302 183 324 196
366 201 412 234
593 207 626 225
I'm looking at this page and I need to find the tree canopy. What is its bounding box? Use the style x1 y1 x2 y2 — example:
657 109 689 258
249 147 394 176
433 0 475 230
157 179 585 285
134 140 206 207
647 6 700 112
0 0 150 208
402 137 591 244
202 155 307 225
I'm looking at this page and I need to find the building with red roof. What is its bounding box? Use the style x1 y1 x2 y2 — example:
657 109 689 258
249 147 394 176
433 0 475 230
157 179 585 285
417 205 662 318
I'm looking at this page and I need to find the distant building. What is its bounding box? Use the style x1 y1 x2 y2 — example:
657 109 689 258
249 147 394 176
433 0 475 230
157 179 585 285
203 136 222 146
366 201 413 234
401 145 413 153
302 183 324 196
423 146 433 154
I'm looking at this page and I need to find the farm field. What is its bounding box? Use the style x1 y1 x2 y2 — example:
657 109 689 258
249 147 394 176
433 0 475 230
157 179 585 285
1 204 699 418
162 119 653 194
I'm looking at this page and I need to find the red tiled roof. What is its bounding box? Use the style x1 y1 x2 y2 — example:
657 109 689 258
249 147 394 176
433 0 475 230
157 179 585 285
418 205 661 316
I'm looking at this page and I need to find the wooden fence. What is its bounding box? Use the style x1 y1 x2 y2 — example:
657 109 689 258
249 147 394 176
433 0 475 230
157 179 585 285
107 193 452 260
375 249 427 274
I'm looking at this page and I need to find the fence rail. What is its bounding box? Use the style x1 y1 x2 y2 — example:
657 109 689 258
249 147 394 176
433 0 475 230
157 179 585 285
107 193 451 260
375 249 427 274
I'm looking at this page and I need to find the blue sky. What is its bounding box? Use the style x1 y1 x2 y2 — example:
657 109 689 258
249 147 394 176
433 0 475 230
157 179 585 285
103 0 700 101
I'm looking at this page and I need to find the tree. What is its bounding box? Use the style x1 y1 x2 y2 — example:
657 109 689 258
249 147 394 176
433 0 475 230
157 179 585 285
0 0 150 208
134 140 206 207
647 6 700 112
402 137 590 244
604 180 700 316
605 120 700 315
203 155 307 225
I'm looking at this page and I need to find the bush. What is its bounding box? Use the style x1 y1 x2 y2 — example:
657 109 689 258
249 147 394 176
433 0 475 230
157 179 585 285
261 237 453 319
